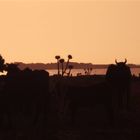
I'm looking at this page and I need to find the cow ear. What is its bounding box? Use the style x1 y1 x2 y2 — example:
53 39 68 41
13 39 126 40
124 58 127 64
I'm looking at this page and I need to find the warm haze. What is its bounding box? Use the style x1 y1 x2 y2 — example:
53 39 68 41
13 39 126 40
0 0 140 64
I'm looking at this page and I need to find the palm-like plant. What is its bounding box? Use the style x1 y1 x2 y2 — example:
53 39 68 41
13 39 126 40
67 65 73 77
59 58 65 76
0 55 6 73
55 55 60 75
68 54 72 60
63 55 72 75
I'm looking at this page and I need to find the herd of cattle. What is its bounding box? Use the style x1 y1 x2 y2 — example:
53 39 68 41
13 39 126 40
0 60 132 128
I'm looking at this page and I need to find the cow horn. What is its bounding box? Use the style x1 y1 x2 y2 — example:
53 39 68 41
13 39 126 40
124 58 127 64
115 59 118 64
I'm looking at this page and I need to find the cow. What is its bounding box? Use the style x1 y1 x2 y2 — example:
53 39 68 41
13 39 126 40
106 59 132 110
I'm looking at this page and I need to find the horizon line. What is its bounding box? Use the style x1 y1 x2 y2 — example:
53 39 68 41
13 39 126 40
13 61 140 65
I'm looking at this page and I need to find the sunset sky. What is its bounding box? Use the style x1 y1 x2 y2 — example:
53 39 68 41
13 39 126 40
0 0 140 64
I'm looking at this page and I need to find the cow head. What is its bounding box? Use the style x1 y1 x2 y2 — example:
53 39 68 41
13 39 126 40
115 59 127 67
106 58 131 88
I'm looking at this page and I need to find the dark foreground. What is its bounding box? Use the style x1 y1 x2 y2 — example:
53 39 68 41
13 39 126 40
0 75 140 140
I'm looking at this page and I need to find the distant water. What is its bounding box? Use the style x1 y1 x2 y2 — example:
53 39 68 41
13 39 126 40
47 68 140 77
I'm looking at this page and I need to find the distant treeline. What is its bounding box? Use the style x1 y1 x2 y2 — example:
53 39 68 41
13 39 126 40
15 62 140 70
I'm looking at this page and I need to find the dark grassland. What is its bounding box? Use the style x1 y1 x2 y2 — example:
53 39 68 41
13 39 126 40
0 75 140 140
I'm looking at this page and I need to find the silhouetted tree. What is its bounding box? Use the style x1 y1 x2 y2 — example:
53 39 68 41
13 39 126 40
59 58 65 76
55 55 60 75
0 55 6 73
63 55 72 75
6 63 21 75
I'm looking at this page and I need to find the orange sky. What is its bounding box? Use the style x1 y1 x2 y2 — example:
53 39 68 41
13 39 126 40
0 0 140 64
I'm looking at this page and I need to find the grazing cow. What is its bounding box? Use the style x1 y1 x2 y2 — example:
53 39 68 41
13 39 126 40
106 59 132 110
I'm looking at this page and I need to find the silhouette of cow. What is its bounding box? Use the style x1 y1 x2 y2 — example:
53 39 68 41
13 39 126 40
106 59 132 110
